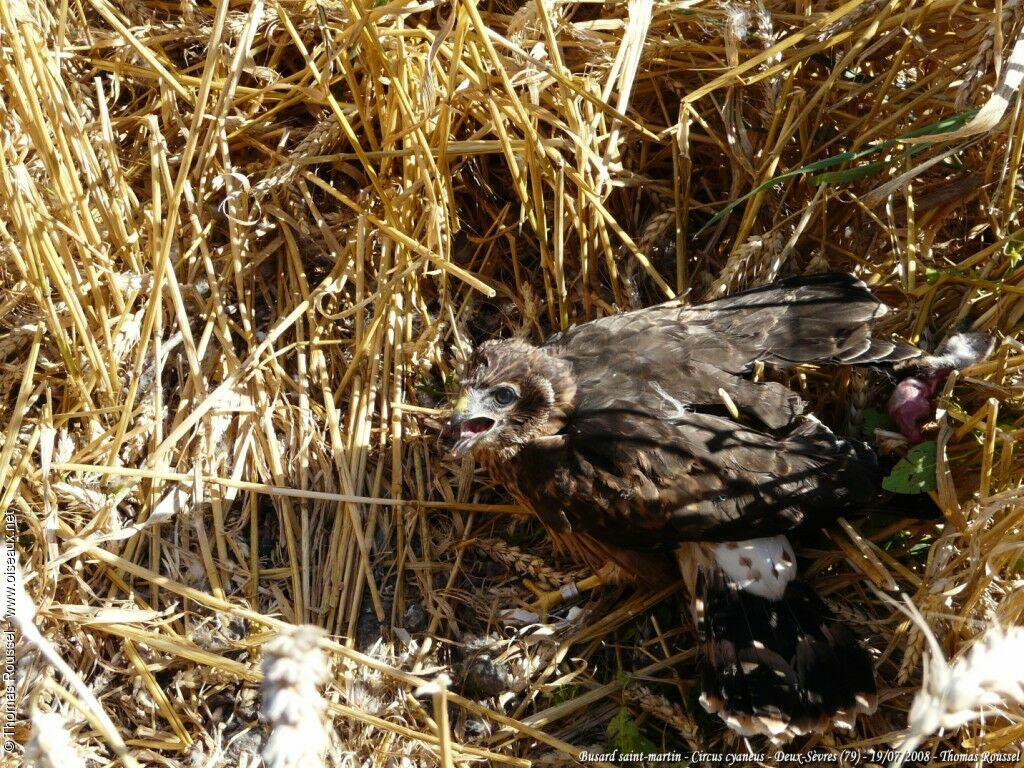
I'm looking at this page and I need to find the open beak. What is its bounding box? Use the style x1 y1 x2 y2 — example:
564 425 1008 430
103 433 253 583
449 391 496 457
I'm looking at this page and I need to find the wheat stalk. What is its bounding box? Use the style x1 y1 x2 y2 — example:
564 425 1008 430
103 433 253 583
24 710 87 768
260 625 332 768
899 624 1024 759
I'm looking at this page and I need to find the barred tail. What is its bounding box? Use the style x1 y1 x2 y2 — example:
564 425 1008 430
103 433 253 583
695 566 877 740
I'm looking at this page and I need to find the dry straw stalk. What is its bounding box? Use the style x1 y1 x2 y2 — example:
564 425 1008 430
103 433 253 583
2 0 1023 764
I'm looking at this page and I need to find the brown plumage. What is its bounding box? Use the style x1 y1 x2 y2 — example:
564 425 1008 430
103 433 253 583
446 274 966 740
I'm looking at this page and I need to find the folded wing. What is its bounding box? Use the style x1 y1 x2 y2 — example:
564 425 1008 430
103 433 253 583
518 273 904 547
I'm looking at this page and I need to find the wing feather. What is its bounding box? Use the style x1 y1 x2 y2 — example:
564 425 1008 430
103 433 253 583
546 273 921 376
512 273 900 552
513 407 882 551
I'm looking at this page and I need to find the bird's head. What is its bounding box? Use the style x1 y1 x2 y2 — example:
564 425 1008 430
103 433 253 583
448 339 575 460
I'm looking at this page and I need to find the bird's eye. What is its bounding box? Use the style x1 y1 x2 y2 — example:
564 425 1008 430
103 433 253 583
492 386 518 406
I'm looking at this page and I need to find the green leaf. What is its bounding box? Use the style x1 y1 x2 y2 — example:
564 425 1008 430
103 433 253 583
695 149 872 234
606 706 658 755
552 684 582 705
1008 246 1023 270
812 160 890 185
909 540 933 556
923 265 970 284
862 406 896 438
696 108 979 235
882 441 938 494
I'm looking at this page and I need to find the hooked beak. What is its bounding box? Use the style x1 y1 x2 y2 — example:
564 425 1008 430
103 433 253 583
448 391 496 457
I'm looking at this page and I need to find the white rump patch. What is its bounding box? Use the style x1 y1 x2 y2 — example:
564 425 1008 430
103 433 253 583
712 535 796 600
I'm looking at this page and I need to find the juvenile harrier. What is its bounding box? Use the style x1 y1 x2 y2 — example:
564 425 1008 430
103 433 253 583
447 273 988 739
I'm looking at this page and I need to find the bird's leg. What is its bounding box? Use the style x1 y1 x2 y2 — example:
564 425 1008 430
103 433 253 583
523 563 617 615
523 574 605 615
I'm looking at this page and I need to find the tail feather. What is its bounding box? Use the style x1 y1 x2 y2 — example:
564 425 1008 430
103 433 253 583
696 567 877 740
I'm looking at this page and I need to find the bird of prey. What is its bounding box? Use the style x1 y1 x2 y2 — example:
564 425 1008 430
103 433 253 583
447 273 989 740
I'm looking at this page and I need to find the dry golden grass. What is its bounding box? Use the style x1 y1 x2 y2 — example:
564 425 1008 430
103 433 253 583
3 0 1023 765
